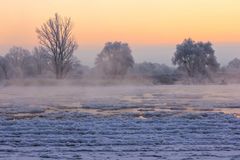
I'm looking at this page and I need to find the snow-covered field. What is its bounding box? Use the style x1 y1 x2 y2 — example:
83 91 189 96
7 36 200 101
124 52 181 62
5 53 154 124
0 85 240 160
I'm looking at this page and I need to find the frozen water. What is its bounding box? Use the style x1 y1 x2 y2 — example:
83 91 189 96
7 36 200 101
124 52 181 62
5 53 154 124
0 85 240 159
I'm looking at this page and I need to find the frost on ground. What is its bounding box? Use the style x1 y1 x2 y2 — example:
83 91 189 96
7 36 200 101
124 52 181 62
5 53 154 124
0 85 240 160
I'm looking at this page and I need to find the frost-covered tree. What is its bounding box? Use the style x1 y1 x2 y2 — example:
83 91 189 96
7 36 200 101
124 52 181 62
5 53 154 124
227 58 240 70
0 56 10 79
5 46 33 78
21 54 36 77
131 62 175 76
95 41 134 78
129 62 177 84
172 38 219 78
33 46 50 75
67 56 90 78
36 13 78 79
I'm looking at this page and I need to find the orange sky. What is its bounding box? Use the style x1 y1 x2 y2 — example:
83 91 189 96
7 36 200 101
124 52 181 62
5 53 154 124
0 0 240 47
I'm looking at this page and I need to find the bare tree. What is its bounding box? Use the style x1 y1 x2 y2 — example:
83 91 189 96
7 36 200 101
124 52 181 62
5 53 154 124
36 13 78 79
0 56 10 79
5 46 32 78
33 46 50 75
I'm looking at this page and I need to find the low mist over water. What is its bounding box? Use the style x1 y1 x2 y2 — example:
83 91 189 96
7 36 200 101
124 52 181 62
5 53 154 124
0 85 240 159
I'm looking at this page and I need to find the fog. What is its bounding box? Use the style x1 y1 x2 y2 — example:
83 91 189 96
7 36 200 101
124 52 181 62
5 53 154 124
2 43 240 67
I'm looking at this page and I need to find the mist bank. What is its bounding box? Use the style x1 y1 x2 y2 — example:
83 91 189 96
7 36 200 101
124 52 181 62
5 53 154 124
0 67 240 87
1 46 240 86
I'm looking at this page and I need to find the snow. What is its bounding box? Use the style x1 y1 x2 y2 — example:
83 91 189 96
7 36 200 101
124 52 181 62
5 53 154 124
0 85 240 159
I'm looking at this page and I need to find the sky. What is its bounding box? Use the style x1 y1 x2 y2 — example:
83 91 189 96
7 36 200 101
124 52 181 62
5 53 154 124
0 0 240 66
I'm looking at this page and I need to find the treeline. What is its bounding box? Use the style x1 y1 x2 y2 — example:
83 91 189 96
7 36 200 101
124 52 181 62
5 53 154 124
0 13 240 84
0 46 88 79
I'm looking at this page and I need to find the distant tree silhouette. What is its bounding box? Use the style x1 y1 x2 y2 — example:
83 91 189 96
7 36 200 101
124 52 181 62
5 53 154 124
227 58 240 69
95 42 134 78
33 46 50 75
129 62 177 84
5 46 33 78
0 56 10 79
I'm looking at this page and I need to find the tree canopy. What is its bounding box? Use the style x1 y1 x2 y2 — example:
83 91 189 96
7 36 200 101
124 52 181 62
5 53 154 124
95 42 134 78
172 38 219 78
